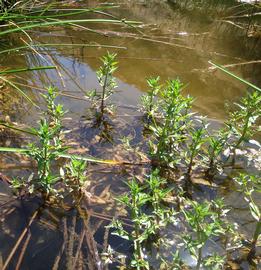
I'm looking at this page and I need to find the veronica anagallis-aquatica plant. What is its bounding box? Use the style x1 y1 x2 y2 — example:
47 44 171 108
140 76 161 120
24 86 67 197
182 199 227 270
109 170 175 269
234 173 261 262
184 116 208 177
85 52 118 119
148 79 194 168
225 91 261 164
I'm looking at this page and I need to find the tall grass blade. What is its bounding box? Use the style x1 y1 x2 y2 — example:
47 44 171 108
0 75 37 106
0 66 56 75
0 44 126 55
209 61 261 92
0 147 122 165
0 19 140 37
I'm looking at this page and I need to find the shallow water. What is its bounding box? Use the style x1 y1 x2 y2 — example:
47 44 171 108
0 0 260 269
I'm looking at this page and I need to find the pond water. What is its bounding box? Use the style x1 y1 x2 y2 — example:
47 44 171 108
0 0 260 269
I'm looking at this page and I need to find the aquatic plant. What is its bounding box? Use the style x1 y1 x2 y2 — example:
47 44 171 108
234 173 261 261
146 169 175 228
227 90 261 162
182 200 226 270
62 158 89 205
25 86 66 196
149 79 193 168
110 170 175 269
184 117 208 176
140 76 161 119
205 127 231 175
85 52 118 118
0 50 260 270
111 178 150 269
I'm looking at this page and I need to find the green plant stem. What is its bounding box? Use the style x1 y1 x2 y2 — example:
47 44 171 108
132 191 142 269
196 247 202 270
187 144 197 175
187 153 194 175
41 144 48 187
252 219 261 247
234 113 251 150
101 66 109 115
248 218 261 261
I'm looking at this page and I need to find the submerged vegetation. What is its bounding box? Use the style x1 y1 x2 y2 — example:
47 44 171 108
0 0 260 270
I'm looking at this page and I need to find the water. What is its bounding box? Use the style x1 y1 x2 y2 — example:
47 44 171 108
0 0 260 269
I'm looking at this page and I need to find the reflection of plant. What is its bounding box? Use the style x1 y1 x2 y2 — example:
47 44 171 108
86 52 118 117
234 173 261 260
182 200 226 270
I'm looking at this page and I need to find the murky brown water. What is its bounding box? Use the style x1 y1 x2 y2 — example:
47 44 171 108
0 0 260 269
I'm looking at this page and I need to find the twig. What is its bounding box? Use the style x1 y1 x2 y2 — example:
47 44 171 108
66 213 77 269
83 218 103 270
15 232 32 270
2 209 39 270
52 218 68 270
72 227 85 270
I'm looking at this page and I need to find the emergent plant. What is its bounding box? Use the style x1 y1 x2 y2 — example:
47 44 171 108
234 173 261 261
140 77 161 119
149 79 193 168
182 200 226 270
86 52 118 117
184 117 208 176
111 170 175 269
227 91 261 162
25 87 66 196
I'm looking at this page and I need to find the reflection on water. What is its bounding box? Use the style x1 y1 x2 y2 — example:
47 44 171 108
0 0 260 269
1 0 260 121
